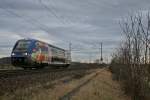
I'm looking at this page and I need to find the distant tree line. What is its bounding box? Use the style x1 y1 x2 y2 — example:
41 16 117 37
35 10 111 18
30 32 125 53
110 12 150 100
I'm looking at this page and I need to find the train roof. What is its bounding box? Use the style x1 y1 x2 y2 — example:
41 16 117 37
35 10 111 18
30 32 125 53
19 39 66 51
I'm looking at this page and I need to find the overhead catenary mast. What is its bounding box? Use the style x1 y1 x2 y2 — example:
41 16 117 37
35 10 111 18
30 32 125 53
99 42 103 64
69 43 72 62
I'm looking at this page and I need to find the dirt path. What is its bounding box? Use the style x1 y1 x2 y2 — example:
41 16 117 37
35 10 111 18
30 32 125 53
71 68 130 100
31 68 130 100
1 68 130 100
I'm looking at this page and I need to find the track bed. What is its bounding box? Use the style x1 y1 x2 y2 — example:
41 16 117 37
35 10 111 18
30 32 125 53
0 66 99 96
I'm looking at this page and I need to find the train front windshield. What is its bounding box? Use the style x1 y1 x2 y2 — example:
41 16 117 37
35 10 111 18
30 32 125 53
14 40 31 52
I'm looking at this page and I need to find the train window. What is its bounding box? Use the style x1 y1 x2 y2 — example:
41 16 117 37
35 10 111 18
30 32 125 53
51 47 58 56
14 40 31 52
41 47 48 54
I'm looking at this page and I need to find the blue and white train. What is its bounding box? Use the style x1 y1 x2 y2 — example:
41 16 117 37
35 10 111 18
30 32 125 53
11 39 71 69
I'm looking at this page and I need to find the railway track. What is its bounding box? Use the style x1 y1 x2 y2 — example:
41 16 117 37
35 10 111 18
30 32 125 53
0 68 65 78
0 65 100 78
0 66 100 96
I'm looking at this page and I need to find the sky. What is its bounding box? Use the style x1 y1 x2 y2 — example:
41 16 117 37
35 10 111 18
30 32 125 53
0 0 150 62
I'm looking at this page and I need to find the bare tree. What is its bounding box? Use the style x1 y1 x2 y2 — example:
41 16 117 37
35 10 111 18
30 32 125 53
110 12 150 100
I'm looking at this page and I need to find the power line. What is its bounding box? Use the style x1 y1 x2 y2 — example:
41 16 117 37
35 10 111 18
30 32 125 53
70 48 114 52
1 7 50 33
0 2 69 44
1 2 46 31
39 0 70 25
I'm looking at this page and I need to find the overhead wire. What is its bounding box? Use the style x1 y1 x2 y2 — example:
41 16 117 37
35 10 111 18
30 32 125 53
38 0 70 25
0 1 113 60
1 8 50 33
0 1 70 45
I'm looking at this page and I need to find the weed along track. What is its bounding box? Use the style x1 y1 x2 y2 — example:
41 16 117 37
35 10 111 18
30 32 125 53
59 72 99 100
0 67 99 97
0 67 130 100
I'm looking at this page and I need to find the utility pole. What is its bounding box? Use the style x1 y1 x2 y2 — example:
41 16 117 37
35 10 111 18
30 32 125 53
69 43 72 62
99 42 103 64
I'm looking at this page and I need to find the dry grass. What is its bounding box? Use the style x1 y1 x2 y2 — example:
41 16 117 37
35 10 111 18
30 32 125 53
0 69 92 100
71 68 130 100
30 68 130 100
0 76 69 100
0 68 130 100
0 65 17 70
31 70 95 100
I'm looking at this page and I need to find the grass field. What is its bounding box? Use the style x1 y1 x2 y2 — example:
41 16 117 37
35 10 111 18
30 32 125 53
0 68 130 100
72 68 130 100
0 64 17 70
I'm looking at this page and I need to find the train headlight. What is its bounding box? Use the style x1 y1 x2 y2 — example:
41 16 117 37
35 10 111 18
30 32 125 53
23 52 28 56
25 52 28 56
11 53 15 56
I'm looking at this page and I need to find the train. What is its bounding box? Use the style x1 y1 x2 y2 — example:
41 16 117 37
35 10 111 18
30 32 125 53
11 39 71 69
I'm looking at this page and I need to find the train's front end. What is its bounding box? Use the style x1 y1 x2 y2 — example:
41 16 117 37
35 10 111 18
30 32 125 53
11 39 33 67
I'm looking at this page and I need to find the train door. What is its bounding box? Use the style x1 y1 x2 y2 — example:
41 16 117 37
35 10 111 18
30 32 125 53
48 46 52 64
34 42 46 64
31 42 41 63
36 45 42 63
41 45 48 64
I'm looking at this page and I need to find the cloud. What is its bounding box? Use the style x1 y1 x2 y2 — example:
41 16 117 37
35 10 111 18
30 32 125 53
0 0 150 62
